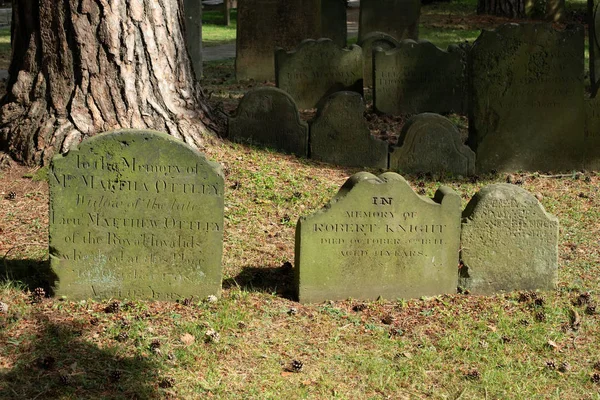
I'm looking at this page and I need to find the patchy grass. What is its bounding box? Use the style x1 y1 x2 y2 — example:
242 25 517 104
202 9 237 47
0 27 10 70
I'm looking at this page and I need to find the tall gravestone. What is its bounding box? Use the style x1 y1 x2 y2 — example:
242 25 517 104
390 113 475 176
374 40 467 115
49 130 225 300
460 184 559 294
584 96 600 170
322 0 347 47
358 0 420 43
235 0 321 81
184 0 202 80
358 32 401 87
228 87 309 156
295 172 461 303
310 92 388 168
275 39 363 109
469 24 585 172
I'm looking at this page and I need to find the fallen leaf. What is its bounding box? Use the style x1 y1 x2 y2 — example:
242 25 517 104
281 371 292 377
546 340 559 350
180 333 195 346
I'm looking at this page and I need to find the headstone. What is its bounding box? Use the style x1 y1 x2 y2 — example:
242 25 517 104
589 0 600 95
275 39 363 109
374 40 467 115
235 0 321 81
469 24 585 172
357 32 401 87
584 96 600 170
358 0 420 43
49 130 225 301
322 0 347 47
310 92 388 168
228 87 309 156
390 113 475 176
295 172 461 303
184 0 202 80
460 184 559 294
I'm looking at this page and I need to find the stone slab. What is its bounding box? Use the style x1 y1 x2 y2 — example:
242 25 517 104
275 39 363 109
184 0 203 79
390 113 475 176
295 172 461 303
310 91 388 168
228 87 309 156
49 130 224 301
358 31 401 87
469 24 585 172
322 0 347 47
358 0 420 42
460 184 559 294
373 40 467 115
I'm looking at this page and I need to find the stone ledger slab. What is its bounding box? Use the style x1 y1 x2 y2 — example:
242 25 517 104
310 92 389 168
469 24 585 172
374 40 467 115
460 184 559 294
275 39 363 109
358 0 420 42
295 172 461 303
358 31 401 87
390 113 475 176
228 87 309 156
49 130 224 301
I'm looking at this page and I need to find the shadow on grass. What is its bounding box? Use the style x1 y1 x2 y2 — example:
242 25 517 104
223 262 295 300
0 319 162 399
0 257 58 296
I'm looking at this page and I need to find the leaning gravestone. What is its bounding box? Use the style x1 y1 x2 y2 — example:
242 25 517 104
321 0 347 47
228 87 309 156
358 0 420 42
374 40 467 115
275 39 363 109
584 96 600 170
460 184 559 294
469 24 585 172
358 31 401 87
295 172 461 303
310 92 388 168
184 0 202 80
49 130 225 300
235 0 321 81
390 113 475 176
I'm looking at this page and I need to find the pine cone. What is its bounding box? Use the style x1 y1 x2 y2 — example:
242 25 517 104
591 373 600 384
159 377 175 388
291 360 303 373
150 339 161 351
30 287 46 303
545 360 556 370
105 301 121 314
109 370 122 383
465 369 480 380
116 332 129 342
5 191 16 200
586 304 597 315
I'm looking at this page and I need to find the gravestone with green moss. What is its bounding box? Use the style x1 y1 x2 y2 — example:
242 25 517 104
49 130 224 301
460 184 559 295
358 31 401 87
295 172 461 303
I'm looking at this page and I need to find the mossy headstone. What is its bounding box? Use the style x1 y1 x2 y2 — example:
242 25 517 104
460 184 559 294
275 39 363 109
295 172 461 303
310 92 388 168
49 130 224 300
358 0 420 43
228 87 309 156
390 113 475 176
357 31 401 87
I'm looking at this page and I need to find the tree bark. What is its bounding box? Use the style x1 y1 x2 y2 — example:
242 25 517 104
1 0 223 166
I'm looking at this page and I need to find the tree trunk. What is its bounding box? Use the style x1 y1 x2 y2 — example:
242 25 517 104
0 0 224 166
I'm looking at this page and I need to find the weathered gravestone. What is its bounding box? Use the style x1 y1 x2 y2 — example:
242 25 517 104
460 184 559 294
469 24 585 172
590 0 600 96
322 0 347 47
358 32 401 87
275 39 363 109
295 172 461 303
390 113 475 176
235 0 321 81
49 130 225 300
184 0 202 80
310 92 388 168
374 40 467 115
584 96 600 170
228 87 309 156
358 0 420 43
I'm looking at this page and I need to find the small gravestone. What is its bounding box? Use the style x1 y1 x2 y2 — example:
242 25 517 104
310 92 388 168
49 130 224 301
374 40 467 115
295 172 461 303
460 184 559 294
584 96 600 170
184 0 202 80
228 87 309 156
358 32 401 87
469 24 585 172
322 0 347 47
358 0 420 43
235 0 321 81
275 39 363 109
390 113 475 176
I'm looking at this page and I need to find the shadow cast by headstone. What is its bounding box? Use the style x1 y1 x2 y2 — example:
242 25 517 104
0 319 161 399
0 257 58 296
223 262 295 300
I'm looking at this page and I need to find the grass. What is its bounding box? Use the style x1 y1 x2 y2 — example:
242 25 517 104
202 10 237 47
